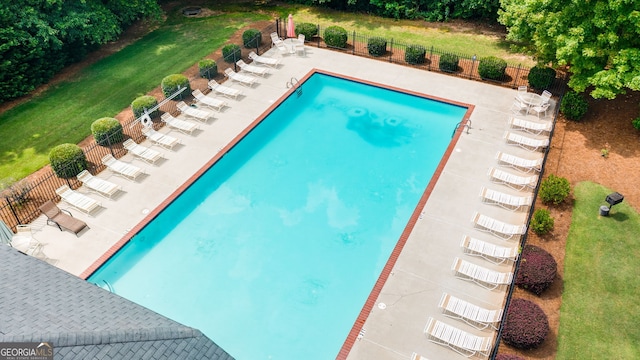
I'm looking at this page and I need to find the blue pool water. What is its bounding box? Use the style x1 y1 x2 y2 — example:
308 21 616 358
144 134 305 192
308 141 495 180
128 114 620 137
89 73 467 359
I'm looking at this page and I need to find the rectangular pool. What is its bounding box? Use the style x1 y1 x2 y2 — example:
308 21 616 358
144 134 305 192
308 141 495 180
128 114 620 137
88 72 468 359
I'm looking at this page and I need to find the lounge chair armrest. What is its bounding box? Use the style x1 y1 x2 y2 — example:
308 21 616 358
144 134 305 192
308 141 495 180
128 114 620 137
60 208 74 217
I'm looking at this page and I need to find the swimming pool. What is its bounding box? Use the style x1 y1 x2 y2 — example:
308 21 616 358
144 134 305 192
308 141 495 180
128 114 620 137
88 72 468 359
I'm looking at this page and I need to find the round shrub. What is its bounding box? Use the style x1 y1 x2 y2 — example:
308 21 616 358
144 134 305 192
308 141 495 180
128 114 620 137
198 59 217 79
49 143 87 179
539 174 571 205
405 44 426 65
528 66 555 90
161 74 190 98
131 95 159 119
560 91 588 121
496 355 526 360
478 56 507 80
530 208 554 235
222 44 241 63
91 117 124 146
502 298 549 349
296 22 318 39
516 245 557 295
242 29 262 48
633 117 640 131
439 53 459 72
367 37 387 57
324 26 348 48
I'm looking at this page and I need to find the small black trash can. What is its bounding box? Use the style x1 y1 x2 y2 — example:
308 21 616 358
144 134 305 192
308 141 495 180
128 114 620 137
599 205 610 216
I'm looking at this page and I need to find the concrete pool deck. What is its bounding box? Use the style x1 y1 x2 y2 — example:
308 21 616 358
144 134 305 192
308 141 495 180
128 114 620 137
29 46 552 360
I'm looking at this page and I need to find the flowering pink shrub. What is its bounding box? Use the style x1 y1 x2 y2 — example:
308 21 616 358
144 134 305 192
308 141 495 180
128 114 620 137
515 245 557 295
502 298 549 349
496 354 525 360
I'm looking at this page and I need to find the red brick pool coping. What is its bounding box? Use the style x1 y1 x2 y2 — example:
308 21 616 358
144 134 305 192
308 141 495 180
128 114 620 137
80 68 474 359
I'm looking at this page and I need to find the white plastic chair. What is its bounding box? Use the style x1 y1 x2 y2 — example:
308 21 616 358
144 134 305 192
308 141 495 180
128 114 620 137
424 316 493 358
504 131 549 152
509 117 552 135
438 292 504 329
471 212 527 240
224 68 258 87
248 51 281 68
192 89 227 111
101 154 145 181
123 139 163 164
460 235 519 264
488 167 538 191
496 151 542 173
176 101 214 123
480 186 533 211
236 60 270 76
161 113 199 134
77 170 122 198
141 127 180 149
452 257 514 290
55 185 102 214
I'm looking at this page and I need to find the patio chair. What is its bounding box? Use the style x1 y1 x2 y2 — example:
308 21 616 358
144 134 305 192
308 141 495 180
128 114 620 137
471 212 527 240
248 51 281 68
480 186 533 211
438 292 504 330
101 154 145 181
452 257 514 290
508 117 552 135
39 200 88 236
192 89 227 111
270 32 292 55
55 185 102 215
236 59 270 77
510 99 529 114
504 131 549 152
496 151 542 173
10 225 49 261
161 113 199 134
176 101 215 123
460 235 519 264
141 126 180 149
424 316 493 358
410 353 429 360
123 139 163 164
540 90 552 104
517 85 527 95
77 170 122 198
224 68 258 87
488 167 538 191
529 102 551 118
208 80 243 99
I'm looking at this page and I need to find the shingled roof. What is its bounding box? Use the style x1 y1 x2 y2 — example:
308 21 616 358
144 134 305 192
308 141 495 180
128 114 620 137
0 245 235 360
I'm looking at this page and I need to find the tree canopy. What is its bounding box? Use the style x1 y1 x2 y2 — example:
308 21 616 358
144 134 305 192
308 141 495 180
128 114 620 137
499 0 640 99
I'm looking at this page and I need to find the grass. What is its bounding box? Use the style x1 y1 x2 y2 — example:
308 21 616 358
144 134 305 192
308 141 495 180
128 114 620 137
557 181 640 359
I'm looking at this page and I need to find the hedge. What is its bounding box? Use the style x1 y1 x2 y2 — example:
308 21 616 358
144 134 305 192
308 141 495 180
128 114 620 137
49 143 87 179
502 298 550 349
324 26 348 48
478 56 507 80
296 23 318 39
405 45 426 65
161 74 190 98
515 245 557 295
91 117 124 146
439 53 459 72
242 29 262 48
222 44 242 63
530 208 554 235
560 91 588 121
198 59 217 79
539 174 571 205
528 66 555 90
367 37 387 57
131 95 159 119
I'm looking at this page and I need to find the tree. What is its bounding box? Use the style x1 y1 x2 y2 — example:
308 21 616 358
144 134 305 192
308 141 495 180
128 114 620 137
499 0 640 99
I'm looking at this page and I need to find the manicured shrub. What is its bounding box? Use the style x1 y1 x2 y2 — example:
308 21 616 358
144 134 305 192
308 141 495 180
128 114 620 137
49 143 87 179
632 117 640 131
560 91 588 121
405 45 426 65
296 22 318 39
242 29 262 48
530 208 554 235
91 117 124 146
198 59 217 79
161 74 190 98
367 37 387 57
131 95 159 119
496 355 526 360
528 66 555 90
222 44 242 63
324 26 348 48
439 53 459 72
516 245 557 295
502 298 549 350
478 56 507 80
539 174 571 205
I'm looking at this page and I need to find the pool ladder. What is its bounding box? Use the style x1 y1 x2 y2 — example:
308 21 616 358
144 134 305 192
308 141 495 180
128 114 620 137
100 280 115 293
286 77 302 97
452 119 472 137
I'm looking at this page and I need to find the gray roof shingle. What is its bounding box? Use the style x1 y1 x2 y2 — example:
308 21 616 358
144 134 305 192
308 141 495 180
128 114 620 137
0 246 234 360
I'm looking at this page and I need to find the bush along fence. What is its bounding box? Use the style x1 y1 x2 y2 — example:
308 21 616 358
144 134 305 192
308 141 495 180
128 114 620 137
275 20 568 96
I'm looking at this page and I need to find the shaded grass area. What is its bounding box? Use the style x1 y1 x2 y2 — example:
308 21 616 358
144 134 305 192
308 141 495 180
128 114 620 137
0 11 268 182
557 181 640 359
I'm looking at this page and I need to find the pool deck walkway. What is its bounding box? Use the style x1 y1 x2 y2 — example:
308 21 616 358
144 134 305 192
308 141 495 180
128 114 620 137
28 46 553 360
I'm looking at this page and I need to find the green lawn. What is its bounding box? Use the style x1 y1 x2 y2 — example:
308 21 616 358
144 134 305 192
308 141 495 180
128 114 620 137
557 181 640 359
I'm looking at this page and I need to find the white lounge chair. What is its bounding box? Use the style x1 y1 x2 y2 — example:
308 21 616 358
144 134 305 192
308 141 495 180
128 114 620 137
410 353 429 360
510 99 529 114
480 186 532 211
224 68 258 87
236 59 270 77
161 113 199 134
471 212 527 240
176 101 214 123
141 126 180 149
248 51 281 68
55 185 102 214
77 170 122 198
488 167 538 191
496 151 542 173
123 139 163 164
509 117 552 135
452 257 514 290
424 317 493 358
271 32 292 55
208 80 243 99
530 102 551 118
191 89 227 111
101 154 144 181
439 292 504 330
460 235 519 264
504 131 549 152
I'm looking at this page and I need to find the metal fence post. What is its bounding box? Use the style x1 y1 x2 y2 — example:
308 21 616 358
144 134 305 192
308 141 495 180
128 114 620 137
352 30 356 55
428 46 433 71
513 64 522 89
317 24 320 48
5 197 21 227
389 39 393 62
